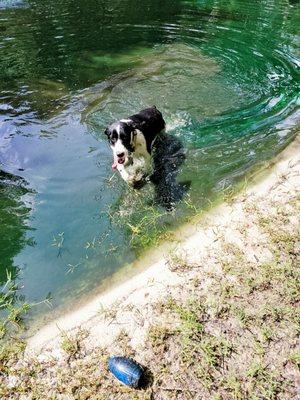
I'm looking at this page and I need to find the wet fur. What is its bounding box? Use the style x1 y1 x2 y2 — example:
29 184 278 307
104 106 190 209
104 106 165 185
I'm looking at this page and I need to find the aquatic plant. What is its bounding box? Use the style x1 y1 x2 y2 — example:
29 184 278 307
0 270 52 340
51 232 65 257
0 270 30 339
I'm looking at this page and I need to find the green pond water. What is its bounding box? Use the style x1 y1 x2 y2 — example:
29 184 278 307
0 0 299 327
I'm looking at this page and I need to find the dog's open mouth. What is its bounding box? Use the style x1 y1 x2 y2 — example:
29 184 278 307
112 154 134 170
112 156 126 170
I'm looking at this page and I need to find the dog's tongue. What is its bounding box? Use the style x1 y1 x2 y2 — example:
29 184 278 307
112 155 118 171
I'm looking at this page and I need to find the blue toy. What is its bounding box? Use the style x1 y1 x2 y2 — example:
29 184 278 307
108 356 144 388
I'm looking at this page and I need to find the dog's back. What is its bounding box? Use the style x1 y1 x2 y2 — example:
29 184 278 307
129 106 165 152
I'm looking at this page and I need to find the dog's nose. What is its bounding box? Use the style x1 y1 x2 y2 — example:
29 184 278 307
117 152 125 158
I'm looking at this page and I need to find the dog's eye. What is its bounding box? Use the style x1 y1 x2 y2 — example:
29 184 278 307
110 137 117 144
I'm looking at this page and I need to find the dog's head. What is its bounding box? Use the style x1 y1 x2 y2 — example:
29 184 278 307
104 120 136 170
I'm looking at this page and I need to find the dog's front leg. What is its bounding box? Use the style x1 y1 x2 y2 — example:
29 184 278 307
117 165 130 182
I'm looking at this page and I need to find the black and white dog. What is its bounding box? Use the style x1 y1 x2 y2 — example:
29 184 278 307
104 106 190 209
104 106 165 185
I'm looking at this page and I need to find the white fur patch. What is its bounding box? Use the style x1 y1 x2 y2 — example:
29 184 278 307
117 155 151 184
118 129 151 184
112 123 152 184
113 138 126 156
133 129 149 158
111 122 126 159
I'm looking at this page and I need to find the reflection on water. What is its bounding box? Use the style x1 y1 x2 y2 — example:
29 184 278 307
83 43 226 124
0 0 183 118
0 170 32 283
0 0 299 327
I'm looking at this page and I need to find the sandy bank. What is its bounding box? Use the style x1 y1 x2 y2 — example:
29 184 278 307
26 136 300 354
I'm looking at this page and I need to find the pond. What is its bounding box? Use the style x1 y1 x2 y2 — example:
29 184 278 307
0 0 299 329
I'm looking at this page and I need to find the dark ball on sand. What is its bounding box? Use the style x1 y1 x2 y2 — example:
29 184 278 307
108 356 144 388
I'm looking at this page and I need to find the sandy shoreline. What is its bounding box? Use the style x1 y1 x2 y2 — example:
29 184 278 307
26 135 300 354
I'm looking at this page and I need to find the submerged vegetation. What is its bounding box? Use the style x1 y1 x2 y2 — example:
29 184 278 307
0 270 30 339
0 270 52 340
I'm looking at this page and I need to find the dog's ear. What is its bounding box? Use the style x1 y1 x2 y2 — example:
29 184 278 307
125 120 135 128
126 120 144 131
104 128 109 137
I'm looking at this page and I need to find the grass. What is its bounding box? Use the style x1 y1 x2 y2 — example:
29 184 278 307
0 157 299 399
60 329 89 362
0 272 53 340
166 248 192 272
0 339 26 374
142 182 299 398
0 270 31 339
289 351 300 368
103 183 168 251
107 183 210 252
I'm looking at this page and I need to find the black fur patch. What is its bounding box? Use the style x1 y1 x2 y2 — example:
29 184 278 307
105 122 135 153
150 133 191 210
105 106 166 154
